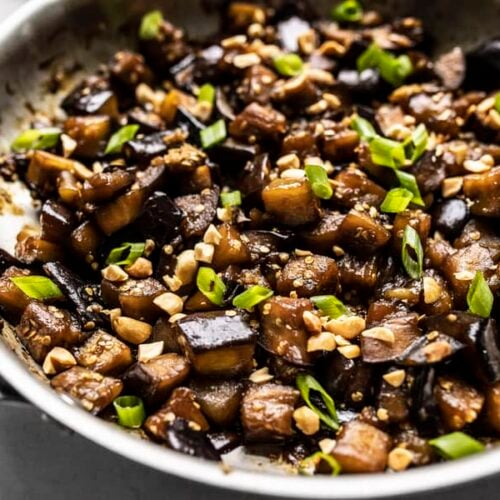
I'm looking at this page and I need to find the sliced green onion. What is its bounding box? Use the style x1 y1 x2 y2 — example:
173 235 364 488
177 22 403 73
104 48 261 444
357 43 383 73
401 225 423 279
106 242 145 267
395 170 425 206
220 190 242 208
196 267 226 307
232 285 274 310
305 164 333 200
296 374 339 430
369 136 406 168
380 188 414 213
331 0 363 23
198 83 216 105
105 124 139 155
467 271 493 318
495 92 500 114
11 127 61 152
299 451 342 476
311 295 348 319
429 432 485 460
200 119 227 149
10 276 63 300
403 123 428 163
350 114 377 142
139 10 163 40
273 53 304 77
113 396 146 428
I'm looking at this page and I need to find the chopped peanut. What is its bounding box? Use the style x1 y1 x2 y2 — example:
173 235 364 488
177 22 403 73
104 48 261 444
293 406 320 435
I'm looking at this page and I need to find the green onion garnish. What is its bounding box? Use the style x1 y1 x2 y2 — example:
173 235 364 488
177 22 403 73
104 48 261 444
299 451 342 476
380 188 414 213
139 10 164 40
369 136 406 168
106 242 145 267
220 190 242 208
198 83 216 106
10 276 63 300
296 374 339 431
311 295 348 319
11 127 61 152
105 124 140 155
429 432 485 460
113 396 146 428
200 119 227 149
350 115 377 142
196 267 226 306
273 53 304 77
403 123 428 163
467 271 493 318
331 0 363 23
357 43 413 87
305 164 333 200
395 170 425 206
495 93 500 114
233 285 274 310
401 225 424 279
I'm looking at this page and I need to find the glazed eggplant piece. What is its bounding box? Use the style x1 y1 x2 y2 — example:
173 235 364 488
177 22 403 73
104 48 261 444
123 130 179 164
407 150 446 195
177 311 257 377
64 115 111 158
15 227 65 265
51 366 122 414
109 50 153 89
145 387 209 443
81 169 135 203
229 103 287 142
259 296 313 366
262 178 320 227
377 375 409 423
0 266 34 318
392 209 431 253
298 211 344 253
332 421 392 473
70 221 103 259
432 199 469 240
211 224 251 271
75 330 132 376
331 169 386 209
123 353 190 406
17 302 84 363
151 317 182 353
175 187 219 240
241 383 299 443
238 153 271 200
434 376 484 431
40 200 77 244
276 255 339 298
485 383 500 433
190 379 243 427
463 167 500 217
397 333 464 366
339 255 380 292
62 77 118 117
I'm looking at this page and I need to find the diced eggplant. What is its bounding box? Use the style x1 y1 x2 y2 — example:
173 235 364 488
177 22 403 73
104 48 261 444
241 383 299 443
237 65 277 106
432 199 469 240
393 428 434 466
177 311 258 377
0 267 34 317
123 130 180 164
276 255 338 297
262 178 320 227
15 227 65 265
75 331 132 376
362 310 421 363
184 291 218 312
109 50 153 88
238 153 271 200
151 317 181 353
175 187 219 240
454 219 500 260
128 107 165 132
123 353 190 406
282 130 318 158
408 150 446 195
411 366 440 428
40 200 77 244
210 138 258 173
190 379 243 427
101 278 165 323
331 170 386 209
392 209 431 253
244 229 292 264
135 191 182 247
377 373 409 423
298 211 344 253
485 383 500 433
64 116 111 158
57 171 83 206
173 107 205 145
211 224 251 271
434 376 484 430
321 128 360 163
51 366 122 414
339 255 380 292
229 103 287 142
425 237 454 269
81 169 134 203
62 77 118 117
463 167 500 217
17 302 84 363
163 142 206 175
332 421 391 473
397 333 464 365
272 73 320 110
145 387 209 443
338 210 391 255
260 296 313 366
70 221 103 259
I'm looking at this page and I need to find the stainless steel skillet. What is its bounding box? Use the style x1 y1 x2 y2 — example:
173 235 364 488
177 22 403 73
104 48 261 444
0 0 500 497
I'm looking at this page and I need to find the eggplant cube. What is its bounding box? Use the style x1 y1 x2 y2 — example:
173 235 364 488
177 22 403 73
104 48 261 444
75 331 133 376
123 353 190 406
0 267 34 318
177 311 258 377
241 383 299 442
51 366 122 414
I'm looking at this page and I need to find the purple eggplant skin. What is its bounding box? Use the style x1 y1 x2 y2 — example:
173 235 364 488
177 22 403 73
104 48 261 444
411 366 441 431
164 418 220 460
122 131 174 164
175 107 205 146
40 200 77 244
432 199 469 240
134 191 182 247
